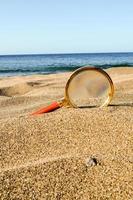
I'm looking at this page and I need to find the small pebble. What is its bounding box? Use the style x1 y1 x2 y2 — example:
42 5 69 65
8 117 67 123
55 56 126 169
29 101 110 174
85 157 98 167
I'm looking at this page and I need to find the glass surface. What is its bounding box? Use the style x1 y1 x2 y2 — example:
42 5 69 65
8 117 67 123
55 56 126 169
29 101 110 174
67 70 111 107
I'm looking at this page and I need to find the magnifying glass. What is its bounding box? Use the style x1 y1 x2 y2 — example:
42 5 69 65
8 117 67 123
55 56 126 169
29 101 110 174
31 66 114 115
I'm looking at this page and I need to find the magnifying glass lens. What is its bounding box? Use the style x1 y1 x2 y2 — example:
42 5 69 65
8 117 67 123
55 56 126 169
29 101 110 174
67 70 112 107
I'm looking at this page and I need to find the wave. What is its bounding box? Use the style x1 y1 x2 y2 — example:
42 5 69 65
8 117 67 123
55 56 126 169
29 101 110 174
0 63 133 75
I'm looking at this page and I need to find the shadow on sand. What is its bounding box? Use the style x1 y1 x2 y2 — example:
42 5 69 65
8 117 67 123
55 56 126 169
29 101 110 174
109 102 133 107
79 102 133 108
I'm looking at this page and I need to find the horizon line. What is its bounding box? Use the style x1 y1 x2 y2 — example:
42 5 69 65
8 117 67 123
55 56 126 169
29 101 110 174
0 51 133 57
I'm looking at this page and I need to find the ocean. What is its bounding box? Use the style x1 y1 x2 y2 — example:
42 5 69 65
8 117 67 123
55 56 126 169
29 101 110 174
0 52 133 76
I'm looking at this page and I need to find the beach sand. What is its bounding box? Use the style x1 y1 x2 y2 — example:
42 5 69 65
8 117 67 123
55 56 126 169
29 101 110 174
0 67 133 199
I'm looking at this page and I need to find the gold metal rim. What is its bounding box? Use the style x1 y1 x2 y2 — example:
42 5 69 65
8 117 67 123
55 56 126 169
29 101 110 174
65 66 114 108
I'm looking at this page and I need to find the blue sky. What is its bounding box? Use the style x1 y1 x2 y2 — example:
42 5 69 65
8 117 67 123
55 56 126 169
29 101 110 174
0 0 133 54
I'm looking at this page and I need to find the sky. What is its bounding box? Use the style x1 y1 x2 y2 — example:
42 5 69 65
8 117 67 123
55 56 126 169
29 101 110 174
0 0 133 55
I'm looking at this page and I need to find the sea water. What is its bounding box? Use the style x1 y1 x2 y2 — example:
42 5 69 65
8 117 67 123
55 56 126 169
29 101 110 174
0 52 133 76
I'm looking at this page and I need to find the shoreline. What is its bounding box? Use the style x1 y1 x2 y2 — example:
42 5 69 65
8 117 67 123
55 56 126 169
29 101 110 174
0 66 133 78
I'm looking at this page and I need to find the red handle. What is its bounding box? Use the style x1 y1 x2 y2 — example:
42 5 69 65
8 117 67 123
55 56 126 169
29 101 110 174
31 101 60 115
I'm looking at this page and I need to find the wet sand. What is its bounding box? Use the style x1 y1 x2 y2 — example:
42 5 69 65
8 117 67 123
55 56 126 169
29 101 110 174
0 67 133 199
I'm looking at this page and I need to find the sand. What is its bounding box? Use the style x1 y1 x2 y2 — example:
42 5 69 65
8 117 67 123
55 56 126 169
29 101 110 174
0 67 133 200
